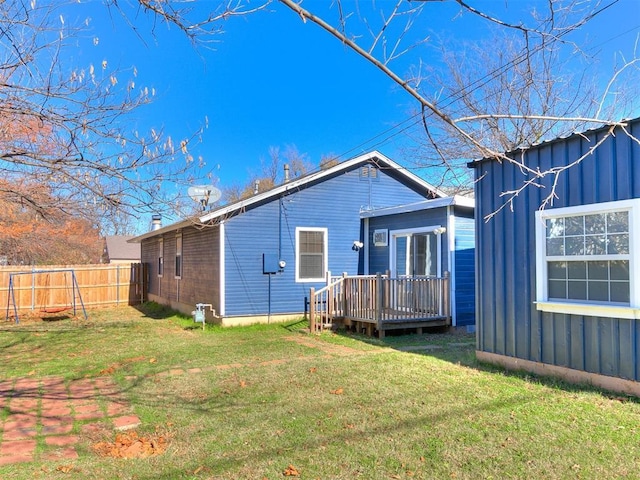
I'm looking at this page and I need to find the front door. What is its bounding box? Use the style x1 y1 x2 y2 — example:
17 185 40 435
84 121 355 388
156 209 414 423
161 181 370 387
389 229 442 311
391 231 440 278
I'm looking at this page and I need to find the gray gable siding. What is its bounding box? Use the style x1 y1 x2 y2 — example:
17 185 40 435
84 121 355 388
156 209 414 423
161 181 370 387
140 225 220 311
223 164 429 317
182 226 220 311
472 118 640 380
141 237 160 295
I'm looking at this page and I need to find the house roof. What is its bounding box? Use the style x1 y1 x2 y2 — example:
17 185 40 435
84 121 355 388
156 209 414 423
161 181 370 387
104 236 141 260
131 151 444 242
359 195 474 219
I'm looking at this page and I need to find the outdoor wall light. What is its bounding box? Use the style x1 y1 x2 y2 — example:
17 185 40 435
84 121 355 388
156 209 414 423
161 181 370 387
352 241 364 251
433 227 447 235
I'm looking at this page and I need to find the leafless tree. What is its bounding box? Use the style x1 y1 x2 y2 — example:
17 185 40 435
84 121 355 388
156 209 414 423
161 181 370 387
3 0 637 231
134 0 639 214
222 144 312 203
0 0 230 233
273 0 640 213
398 29 610 194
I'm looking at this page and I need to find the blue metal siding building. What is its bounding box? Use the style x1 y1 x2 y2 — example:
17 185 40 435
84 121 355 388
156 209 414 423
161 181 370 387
453 213 475 327
471 118 640 393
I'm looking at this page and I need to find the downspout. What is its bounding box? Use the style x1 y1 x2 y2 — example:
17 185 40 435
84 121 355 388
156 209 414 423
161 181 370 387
219 221 226 317
363 217 370 275
447 205 457 327
279 196 283 260
368 165 373 210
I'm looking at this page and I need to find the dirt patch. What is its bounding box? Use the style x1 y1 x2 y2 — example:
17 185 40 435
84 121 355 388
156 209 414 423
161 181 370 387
8 311 79 323
98 356 149 375
92 430 168 459
283 335 383 356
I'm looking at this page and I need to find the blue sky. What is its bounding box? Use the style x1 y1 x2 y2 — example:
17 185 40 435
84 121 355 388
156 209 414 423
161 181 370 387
67 0 639 201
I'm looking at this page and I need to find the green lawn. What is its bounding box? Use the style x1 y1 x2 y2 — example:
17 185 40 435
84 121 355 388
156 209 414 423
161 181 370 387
1 305 639 479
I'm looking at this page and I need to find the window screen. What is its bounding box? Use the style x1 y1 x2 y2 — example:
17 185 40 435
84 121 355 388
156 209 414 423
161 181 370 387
298 229 326 280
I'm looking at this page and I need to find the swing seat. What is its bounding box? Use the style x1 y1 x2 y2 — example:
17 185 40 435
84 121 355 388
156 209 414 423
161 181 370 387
41 307 69 314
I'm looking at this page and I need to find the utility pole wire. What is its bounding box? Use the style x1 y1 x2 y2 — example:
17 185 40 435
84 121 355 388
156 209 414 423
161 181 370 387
278 0 505 162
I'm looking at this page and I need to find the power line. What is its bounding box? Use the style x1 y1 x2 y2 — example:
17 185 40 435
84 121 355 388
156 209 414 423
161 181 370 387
331 0 627 162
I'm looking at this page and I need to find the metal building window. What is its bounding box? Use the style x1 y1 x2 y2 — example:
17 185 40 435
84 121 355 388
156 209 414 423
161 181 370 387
175 233 182 279
158 238 164 277
296 227 327 282
535 199 640 318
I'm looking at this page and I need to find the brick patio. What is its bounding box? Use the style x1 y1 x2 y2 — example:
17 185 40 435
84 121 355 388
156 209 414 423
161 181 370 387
0 376 141 465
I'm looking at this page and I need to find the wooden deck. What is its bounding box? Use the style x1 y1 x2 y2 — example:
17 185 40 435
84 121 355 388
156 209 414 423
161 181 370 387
309 273 450 337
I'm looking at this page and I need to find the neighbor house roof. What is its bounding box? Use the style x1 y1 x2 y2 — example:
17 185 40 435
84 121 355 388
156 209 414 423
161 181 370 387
104 236 141 261
131 151 444 242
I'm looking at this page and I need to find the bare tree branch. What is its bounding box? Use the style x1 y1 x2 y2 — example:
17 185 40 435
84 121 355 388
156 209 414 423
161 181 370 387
278 0 505 162
272 0 639 215
0 0 213 232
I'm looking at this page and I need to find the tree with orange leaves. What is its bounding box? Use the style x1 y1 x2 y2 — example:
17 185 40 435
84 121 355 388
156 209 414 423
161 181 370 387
0 179 102 265
0 1 211 231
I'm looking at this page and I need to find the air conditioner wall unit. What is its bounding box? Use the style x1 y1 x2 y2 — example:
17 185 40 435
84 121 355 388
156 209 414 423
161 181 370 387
373 229 388 247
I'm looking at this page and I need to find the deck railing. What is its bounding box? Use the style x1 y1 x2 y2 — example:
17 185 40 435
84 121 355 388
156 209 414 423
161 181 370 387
309 272 450 333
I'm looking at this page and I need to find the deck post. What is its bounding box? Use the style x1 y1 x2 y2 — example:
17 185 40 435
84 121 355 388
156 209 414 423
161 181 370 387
325 271 333 328
327 283 333 326
442 271 450 317
342 272 348 317
375 273 383 334
309 287 316 333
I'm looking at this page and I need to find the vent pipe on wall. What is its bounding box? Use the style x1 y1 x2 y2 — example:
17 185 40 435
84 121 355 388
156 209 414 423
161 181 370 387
151 214 162 231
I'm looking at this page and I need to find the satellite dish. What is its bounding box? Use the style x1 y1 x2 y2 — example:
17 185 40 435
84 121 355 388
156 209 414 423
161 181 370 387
188 185 221 211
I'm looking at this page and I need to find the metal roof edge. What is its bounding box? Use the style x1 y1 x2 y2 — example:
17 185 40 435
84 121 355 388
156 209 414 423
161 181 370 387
467 117 638 169
360 195 474 218
451 194 476 209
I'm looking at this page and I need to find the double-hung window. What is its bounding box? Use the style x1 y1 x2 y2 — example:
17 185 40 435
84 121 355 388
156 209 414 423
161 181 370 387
296 227 327 282
175 233 182 279
535 199 640 318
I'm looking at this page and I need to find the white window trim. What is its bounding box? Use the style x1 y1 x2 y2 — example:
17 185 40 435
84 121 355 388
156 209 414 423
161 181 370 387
175 232 182 280
295 227 328 283
535 199 640 318
158 238 164 278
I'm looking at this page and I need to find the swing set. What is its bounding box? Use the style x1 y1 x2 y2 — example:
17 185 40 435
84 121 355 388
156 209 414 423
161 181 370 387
5 269 88 324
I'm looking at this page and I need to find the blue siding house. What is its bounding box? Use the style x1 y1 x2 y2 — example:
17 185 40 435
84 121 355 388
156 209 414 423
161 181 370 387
470 118 640 395
133 151 476 330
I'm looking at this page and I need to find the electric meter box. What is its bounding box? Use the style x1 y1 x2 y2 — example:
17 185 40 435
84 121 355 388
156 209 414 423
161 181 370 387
263 253 279 274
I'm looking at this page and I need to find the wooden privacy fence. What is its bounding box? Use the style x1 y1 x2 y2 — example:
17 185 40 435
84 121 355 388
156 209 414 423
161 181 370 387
309 272 450 336
2 264 147 319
